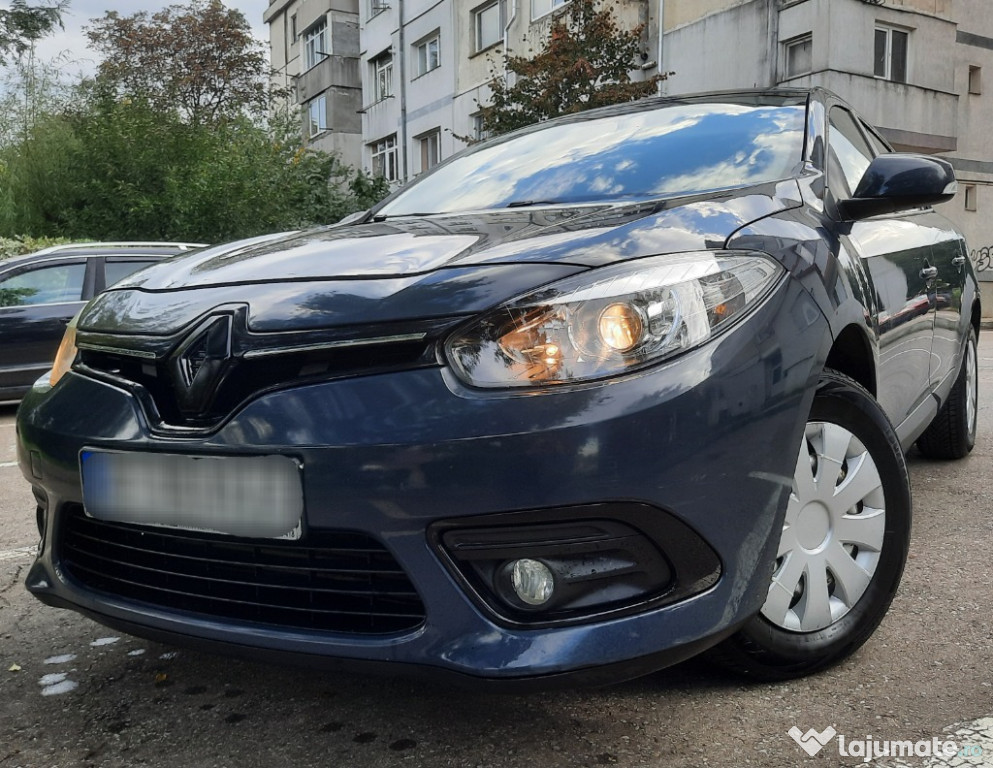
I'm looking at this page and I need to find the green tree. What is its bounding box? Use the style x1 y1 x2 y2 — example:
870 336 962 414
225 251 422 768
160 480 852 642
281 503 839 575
0 0 66 63
479 0 669 136
86 0 269 124
0 93 389 241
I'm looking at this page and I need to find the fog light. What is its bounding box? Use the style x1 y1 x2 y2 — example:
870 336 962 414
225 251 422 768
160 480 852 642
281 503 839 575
510 558 555 606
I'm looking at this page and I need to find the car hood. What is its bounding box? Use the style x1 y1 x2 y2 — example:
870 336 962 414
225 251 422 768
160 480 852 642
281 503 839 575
79 179 801 336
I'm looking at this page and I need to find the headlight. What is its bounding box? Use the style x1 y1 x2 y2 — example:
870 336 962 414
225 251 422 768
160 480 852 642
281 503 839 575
445 251 783 388
49 315 80 387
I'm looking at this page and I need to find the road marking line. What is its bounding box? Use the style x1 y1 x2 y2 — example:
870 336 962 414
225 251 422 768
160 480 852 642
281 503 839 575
0 546 35 562
0 461 18 469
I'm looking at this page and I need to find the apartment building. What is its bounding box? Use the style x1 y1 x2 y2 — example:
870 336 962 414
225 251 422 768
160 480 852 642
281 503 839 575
264 0 364 167
654 0 993 307
267 0 993 308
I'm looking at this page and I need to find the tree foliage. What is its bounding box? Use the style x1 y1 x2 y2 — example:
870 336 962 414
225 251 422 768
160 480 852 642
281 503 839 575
86 0 270 124
0 0 65 63
0 94 389 242
479 0 669 136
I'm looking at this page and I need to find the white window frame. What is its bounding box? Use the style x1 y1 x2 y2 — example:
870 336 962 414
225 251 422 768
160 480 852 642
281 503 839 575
783 34 812 79
965 184 978 212
415 34 440 77
370 135 399 181
472 113 491 142
304 19 329 70
473 1 503 53
874 24 908 83
373 51 393 101
969 65 983 95
307 95 328 138
531 0 567 21
417 129 441 173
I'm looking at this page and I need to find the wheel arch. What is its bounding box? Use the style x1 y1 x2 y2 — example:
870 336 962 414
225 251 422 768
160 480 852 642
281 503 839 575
824 324 876 398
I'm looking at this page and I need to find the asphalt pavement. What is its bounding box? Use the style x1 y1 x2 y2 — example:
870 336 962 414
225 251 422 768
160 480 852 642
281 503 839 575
1 338 992 768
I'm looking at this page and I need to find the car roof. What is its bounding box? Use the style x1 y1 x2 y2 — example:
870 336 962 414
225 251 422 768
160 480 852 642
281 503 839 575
0 242 207 270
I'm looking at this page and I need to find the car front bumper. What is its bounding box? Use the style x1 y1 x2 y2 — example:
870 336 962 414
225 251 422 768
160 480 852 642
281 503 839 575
16 278 829 685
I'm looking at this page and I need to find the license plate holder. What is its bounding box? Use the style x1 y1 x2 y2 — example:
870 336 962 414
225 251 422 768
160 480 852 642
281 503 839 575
80 450 304 540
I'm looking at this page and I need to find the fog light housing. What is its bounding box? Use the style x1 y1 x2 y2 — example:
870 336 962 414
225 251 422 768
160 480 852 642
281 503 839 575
507 558 555 606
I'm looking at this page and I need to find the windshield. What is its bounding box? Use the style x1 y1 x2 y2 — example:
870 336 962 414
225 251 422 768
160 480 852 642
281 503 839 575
377 100 808 217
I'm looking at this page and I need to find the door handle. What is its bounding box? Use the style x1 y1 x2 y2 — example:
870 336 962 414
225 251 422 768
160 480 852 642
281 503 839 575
920 266 938 280
952 255 967 266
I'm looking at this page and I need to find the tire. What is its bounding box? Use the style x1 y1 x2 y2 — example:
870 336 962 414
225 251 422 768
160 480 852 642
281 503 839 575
916 328 978 460
710 370 911 680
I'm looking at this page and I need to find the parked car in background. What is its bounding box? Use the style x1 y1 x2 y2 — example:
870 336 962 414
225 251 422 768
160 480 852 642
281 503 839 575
16 89 979 686
0 242 204 401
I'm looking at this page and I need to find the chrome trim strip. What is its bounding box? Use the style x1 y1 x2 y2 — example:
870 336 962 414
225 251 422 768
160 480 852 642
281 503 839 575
77 342 159 360
242 332 428 359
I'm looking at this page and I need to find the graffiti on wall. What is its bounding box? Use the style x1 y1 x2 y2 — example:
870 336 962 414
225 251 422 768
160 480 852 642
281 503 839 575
972 246 992 273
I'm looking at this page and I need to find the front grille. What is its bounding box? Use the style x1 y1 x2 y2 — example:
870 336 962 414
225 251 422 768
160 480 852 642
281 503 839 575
78 336 435 429
60 505 425 635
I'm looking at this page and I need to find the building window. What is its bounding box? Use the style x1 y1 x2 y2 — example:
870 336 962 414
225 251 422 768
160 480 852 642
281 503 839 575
473 1 503 52
472 113 491 142
371 135 399 181
307 95 328 138
304 19 328 70
290 13 297 40
417 129 441 173
531 0 566 20
415 34 440 76
783 34 812 79
874 25 908 83
369 0 389 17
969 65 983 95
965 185 978 212
372 51 393 101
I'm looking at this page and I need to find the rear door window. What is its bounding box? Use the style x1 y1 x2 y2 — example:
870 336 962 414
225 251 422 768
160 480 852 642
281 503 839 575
0 262 86 307
104 259 159 288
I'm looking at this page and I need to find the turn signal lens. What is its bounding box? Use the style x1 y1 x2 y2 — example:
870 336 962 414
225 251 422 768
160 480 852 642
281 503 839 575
49 322 79 387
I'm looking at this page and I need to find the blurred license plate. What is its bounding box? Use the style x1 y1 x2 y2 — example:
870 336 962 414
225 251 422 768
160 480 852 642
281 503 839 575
80 450 303 540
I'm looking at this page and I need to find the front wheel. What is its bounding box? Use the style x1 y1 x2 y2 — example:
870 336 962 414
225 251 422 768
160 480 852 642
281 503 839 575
711 370 911 680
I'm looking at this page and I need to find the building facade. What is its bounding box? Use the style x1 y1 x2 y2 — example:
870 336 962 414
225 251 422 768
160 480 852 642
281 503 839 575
652 0 993 309
265 0 364 167
267 0 993 311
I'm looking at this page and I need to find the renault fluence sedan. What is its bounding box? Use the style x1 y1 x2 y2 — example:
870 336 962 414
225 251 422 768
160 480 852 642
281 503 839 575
16 89 979 684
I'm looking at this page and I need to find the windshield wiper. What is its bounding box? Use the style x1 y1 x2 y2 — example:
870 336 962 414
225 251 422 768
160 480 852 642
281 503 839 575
504 200 560 208
370 212 437 222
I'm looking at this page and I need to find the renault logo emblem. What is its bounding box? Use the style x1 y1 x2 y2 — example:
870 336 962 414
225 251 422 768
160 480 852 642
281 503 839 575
169 314 233 417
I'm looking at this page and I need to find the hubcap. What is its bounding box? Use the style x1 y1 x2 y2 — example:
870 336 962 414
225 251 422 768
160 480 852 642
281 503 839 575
761 422 886 632
966 339 978 436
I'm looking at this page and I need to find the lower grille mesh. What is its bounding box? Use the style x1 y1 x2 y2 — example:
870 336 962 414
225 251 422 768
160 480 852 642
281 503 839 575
60 505 425 634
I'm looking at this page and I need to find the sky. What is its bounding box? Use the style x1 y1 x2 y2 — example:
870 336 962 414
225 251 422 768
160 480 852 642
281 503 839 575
28 0 270 75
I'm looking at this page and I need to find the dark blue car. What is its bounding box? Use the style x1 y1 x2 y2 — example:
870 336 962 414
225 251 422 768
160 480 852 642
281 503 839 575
16 89 979 685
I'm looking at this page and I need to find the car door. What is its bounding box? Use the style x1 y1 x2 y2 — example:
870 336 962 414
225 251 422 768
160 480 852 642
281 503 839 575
826 106 936 430
0 257 93 398
926 218 969 392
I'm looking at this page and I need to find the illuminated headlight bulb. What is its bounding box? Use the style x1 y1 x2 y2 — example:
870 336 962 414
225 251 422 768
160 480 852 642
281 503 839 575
510 558 555 606
598 302 644 353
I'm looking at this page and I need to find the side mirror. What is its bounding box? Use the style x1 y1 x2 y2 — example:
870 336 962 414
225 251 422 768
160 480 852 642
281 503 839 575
840 153 957 220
